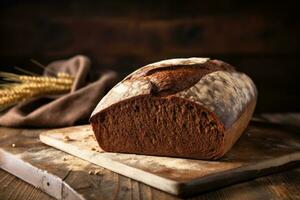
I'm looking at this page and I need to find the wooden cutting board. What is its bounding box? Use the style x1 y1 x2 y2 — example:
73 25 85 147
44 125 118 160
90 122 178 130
39 124 300 196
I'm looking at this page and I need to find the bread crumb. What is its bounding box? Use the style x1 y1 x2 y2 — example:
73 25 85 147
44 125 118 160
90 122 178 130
63 136 74 142
84 135 93 139
88 170 94 175
95 171 101 175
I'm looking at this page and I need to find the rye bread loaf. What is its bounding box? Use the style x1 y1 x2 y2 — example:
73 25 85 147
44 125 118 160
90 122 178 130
90 58 257 160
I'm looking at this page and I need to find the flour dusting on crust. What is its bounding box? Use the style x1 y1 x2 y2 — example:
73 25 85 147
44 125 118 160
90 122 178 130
175 71 257 127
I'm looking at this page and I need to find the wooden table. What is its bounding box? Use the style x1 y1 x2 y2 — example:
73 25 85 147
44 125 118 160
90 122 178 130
1 114 300 200
1 166 299 200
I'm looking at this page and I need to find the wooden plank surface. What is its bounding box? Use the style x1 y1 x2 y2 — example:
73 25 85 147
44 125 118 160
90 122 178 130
1 119 300 199
1 166 300 200
1 14 299 57
0 169 54 200
0 130 121 200
39 123 300 196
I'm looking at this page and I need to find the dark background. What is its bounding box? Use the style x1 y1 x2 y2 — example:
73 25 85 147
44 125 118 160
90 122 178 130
0 0 299 113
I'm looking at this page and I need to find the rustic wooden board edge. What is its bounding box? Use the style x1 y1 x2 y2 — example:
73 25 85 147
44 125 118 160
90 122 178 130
39 132 180 195
180 153 300 196
39 129 300 196
0 148 85 200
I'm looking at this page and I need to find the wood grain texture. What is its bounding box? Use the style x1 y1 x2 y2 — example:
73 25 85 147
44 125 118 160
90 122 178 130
0 169 55 200
0 14 298 57
0 1 299 113
39 121 300 196
1 167 300 200
1 121 300 199
1 112 300 199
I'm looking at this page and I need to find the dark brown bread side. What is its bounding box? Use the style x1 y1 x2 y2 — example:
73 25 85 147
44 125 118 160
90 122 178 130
90 58 257 160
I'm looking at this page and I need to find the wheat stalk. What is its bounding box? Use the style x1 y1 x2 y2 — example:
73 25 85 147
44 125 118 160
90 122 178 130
0 71 74 111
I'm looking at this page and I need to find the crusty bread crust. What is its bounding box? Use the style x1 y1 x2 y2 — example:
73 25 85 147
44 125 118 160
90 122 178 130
90 58 257 160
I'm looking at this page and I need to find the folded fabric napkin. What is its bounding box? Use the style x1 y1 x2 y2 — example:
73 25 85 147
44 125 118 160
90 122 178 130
0 55 119 128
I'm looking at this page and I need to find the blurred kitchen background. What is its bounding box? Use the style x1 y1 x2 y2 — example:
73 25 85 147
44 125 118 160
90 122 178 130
0 0 299 113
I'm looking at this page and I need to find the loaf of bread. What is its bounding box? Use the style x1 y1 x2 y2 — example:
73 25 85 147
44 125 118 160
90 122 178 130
90 58 257 160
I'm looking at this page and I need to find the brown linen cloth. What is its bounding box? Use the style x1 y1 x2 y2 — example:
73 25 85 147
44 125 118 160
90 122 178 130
0 55 119 128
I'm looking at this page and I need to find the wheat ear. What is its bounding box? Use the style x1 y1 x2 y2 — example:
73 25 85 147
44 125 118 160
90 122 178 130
0 71 74 111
